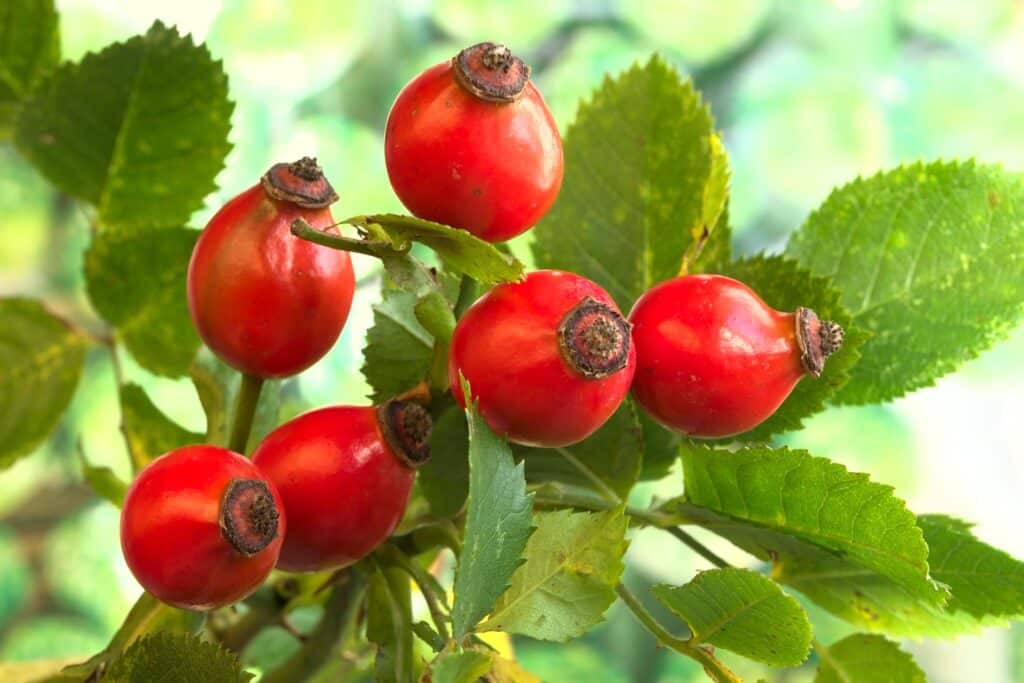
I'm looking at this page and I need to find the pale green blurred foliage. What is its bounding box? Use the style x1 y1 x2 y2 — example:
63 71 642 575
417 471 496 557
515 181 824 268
1 1 1023 680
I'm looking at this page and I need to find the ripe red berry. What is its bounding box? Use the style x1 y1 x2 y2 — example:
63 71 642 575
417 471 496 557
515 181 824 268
120 446 285 610
449 269 635 447
187 157 355 379
251 401 431 572
384 42 563 243
629 274 845 438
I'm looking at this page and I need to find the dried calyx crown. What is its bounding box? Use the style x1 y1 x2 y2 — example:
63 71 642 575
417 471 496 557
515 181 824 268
795 307 845 377
377 399 432 468
558 296 632 379
260 156 339 209
220 478 280 557
452 42 531 103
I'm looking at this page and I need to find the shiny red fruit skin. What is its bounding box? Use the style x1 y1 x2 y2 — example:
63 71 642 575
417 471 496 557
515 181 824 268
629 274 803 438
251 406 415 572
449 270 635 447
187 184 355 378
120 446 285 610
384 61 563 242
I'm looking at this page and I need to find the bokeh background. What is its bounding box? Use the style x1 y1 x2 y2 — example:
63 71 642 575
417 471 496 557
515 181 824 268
2 1 1023 681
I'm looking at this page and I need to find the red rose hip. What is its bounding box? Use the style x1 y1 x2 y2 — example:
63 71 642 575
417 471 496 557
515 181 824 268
251 400 431 572
188 157 355 378
385 42 563 242
449 269 635 447
120 445 285 610
629 274 844 438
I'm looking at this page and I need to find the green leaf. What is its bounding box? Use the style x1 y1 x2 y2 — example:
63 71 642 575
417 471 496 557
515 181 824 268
677 444 950 633
120 383 203 471
787 160 1024 404
484 652 541 683
367 565 414 683
682 133 731 273
652 568 812 667
85 227 200 377
188 349 282 452
53 592 204 682
815 634 925 683
105 632 251 683
0 0 60 139
451 378 535 641
15 21 232 231
532 55 719 309
715 254 868 440
78 445 128 507
418 401 470 518
362 288 433 402
349 214 525 285
431 650 491 683
518 401 642 501
919 514 1024 622
479 508 628 641
0 298 87 468
689 202 733 276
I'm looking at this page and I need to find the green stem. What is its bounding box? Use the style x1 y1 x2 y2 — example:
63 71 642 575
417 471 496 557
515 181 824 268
427 342 450 394
664 527 729 569
453 273 477 319
534 487 727 567
615 583 740 683
379 544 451 642
218 605 276 653
229 373 264 454
291 219 391 257
261 572 368 683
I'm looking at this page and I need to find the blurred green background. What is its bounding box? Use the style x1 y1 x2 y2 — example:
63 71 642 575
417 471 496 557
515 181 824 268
2 1 1023 681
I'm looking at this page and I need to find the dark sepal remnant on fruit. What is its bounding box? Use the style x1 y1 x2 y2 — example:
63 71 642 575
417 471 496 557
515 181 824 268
377 399 432 469
795 306 845 378
558 296 632 380
260 156 339 209
452 42 531 103
220 478 280 557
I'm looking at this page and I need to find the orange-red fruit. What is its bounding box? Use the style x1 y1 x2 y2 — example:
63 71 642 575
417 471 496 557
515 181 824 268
120 446 285 610
187 157 355 379
629 274 844 438
385 42 563 242
251 401 431 572
449 269 635 447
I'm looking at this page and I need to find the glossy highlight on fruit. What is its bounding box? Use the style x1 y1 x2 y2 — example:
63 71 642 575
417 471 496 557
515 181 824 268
251 400 431 572
449 269 636 447
120 445 285 610
187 157 356 379
629 274 844 438
385 42 564 242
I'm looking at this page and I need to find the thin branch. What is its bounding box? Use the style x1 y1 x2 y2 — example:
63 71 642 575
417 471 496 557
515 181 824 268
378 543 451 643
615 583 741 683
453 273 477 319
664 527 730 569
291 219 391 257
228 373 264 454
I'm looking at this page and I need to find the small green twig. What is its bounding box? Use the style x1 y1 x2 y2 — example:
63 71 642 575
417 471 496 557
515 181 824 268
228 373 264 454
261 572 368 683
453 273 477 319
664 527 730 569
533 486 727 569
291 219 392 257
615 583 740 683
378 543 451 642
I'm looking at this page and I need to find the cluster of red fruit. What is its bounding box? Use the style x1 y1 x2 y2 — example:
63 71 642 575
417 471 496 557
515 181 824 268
119 43 843 611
